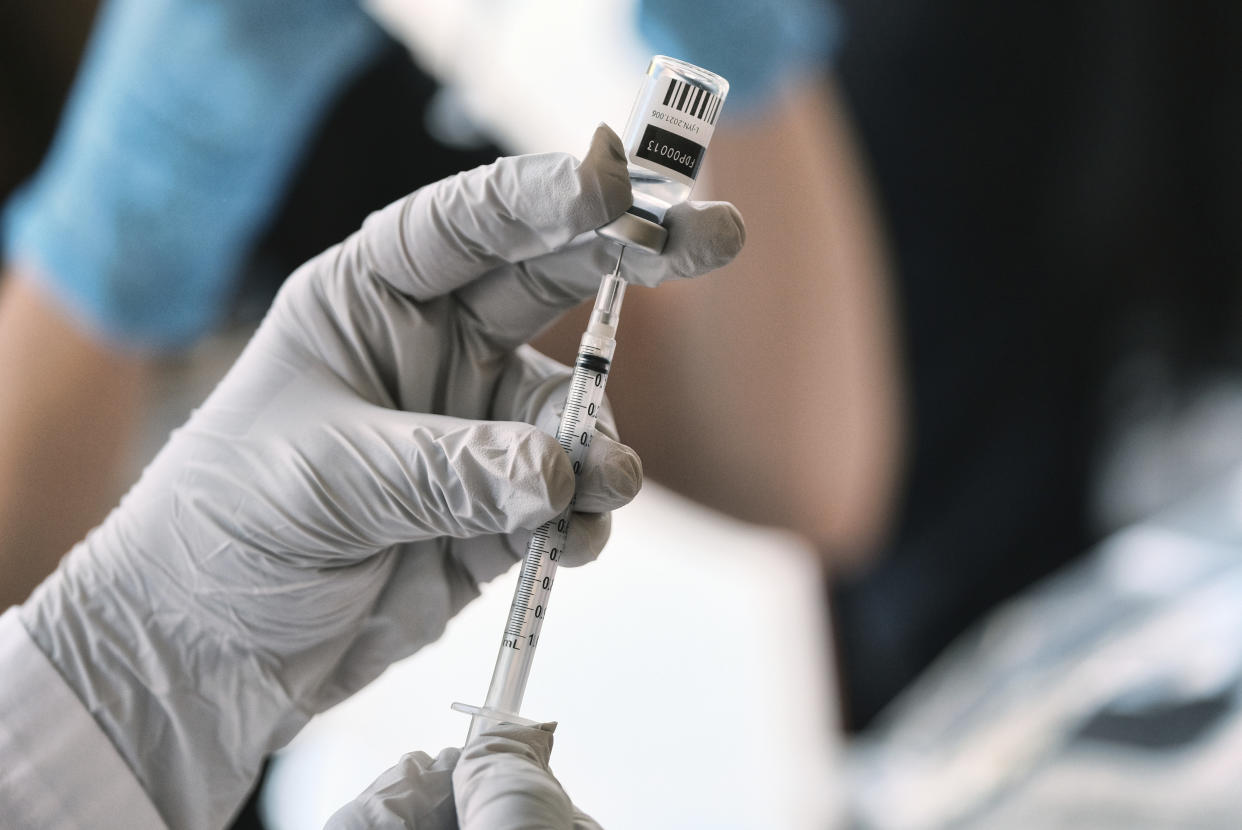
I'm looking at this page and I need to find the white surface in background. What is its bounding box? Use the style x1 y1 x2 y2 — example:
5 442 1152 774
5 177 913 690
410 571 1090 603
362 0 652 154
261 483 841 829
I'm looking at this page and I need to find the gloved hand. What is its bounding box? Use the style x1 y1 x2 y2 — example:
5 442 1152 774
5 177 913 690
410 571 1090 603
19 124 744 830
326 723 601 830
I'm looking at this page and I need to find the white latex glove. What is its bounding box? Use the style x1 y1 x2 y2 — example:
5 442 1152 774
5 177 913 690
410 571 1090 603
19 124 744 830
325 723 600 830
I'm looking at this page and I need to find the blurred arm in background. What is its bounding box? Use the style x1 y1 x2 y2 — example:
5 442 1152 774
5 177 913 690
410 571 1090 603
0 269 146 606
535 74 904 567
0 0 387 608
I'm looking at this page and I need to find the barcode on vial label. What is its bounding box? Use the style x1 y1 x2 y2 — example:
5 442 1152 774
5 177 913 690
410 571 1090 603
662 79 721 124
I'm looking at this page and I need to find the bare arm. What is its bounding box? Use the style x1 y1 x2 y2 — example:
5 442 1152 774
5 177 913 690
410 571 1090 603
535 77 904 566
0 267 148 607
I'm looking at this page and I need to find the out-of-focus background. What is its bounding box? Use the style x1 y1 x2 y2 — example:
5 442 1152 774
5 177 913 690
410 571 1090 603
5 1 1242 827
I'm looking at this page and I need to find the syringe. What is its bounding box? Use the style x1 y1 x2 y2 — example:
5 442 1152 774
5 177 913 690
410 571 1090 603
454 250 628 742
454 55 729 741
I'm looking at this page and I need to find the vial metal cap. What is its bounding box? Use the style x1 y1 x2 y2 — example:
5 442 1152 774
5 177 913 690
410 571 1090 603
595 209 668 255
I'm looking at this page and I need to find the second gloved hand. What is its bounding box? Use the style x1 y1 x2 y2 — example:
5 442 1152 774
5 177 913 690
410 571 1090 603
326 723 601 830
19 124 744 830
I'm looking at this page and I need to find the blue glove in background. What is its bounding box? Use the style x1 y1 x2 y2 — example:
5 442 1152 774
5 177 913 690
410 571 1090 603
637 0 840 115
2 0 385 348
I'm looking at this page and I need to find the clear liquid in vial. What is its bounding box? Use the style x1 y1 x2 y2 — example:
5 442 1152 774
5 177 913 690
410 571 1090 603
629 166 692 224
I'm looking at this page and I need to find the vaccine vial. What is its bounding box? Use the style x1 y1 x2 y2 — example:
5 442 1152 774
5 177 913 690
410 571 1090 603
597 56 729 253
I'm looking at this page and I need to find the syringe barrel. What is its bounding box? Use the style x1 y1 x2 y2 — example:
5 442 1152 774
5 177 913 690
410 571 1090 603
466 322 617 743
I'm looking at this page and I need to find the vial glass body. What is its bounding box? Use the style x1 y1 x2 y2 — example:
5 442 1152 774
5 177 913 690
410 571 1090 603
619 56 729 223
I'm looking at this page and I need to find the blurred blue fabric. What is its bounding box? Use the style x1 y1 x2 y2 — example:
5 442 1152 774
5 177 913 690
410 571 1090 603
637 0 839 114
2 0 385 348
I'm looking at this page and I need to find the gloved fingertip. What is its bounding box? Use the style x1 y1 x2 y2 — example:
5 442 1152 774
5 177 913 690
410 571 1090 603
450 422 576 533
600 437 643 499
433 746 463 769
581 124 633 224
541 437 577 513
508 423 576 506
678 201 746 271
593 122 626 161
562 512 610 566
723 201 747 249
612 443 643 502
619 200 747 287
572 438 643 514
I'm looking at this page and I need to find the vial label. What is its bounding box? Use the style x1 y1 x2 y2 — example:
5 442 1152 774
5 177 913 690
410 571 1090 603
636 125 704 180
629 77 722 186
